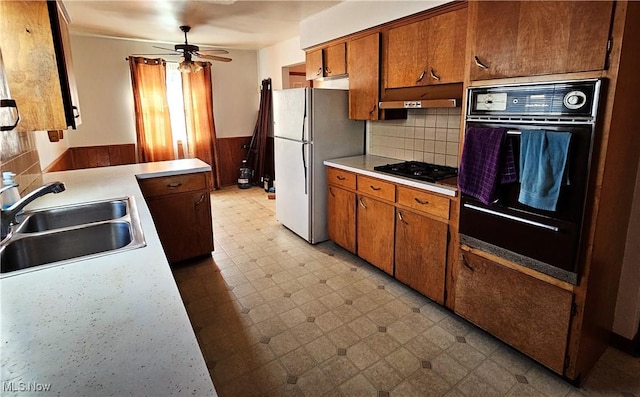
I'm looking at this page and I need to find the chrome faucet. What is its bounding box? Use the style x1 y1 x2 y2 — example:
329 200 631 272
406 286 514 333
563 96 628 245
1 181 66 237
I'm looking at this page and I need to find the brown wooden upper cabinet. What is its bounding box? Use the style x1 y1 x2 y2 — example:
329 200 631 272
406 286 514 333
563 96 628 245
0 1 81 132
386 7 467 89
468 1 614 80
306 43 347 80
347 33 380 120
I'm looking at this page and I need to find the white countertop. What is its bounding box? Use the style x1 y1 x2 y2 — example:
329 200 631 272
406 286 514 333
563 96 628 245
324 155 458 197
0 159 216 396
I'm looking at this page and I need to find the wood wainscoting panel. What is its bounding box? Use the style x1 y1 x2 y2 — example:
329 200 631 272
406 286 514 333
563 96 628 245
71 144 136 169
71 146 110 169
217 136 252 187
44 144 136 172
44 149 74 172
108 144 137 165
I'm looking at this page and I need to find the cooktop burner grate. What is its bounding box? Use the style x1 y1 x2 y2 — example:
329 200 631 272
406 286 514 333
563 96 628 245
373 161 458 183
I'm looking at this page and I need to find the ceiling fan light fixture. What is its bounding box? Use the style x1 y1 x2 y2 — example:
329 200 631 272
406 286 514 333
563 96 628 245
178 60 202 74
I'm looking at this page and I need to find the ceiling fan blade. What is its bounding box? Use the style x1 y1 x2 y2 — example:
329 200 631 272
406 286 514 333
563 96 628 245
131 53 179 56
196 53 232 63
153 45 182 52
197 48 229 55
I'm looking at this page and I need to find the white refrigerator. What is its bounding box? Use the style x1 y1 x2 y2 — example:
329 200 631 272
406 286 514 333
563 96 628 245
273 88 364 244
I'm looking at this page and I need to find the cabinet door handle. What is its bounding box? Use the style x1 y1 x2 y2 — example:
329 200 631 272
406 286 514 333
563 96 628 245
316 67 322 76
414 197 429 205
0 99 20 131
336 175 346 181
72 105 80 119
461 253 474 272
416 70 426 83
359 197 367 209
195 193 206 206
397 211 407 224
429 68 440 81
167 182 182 188
329 187 335 198
369 104 377 116
370 185 381 191
474 56 489 70
325 66 332 75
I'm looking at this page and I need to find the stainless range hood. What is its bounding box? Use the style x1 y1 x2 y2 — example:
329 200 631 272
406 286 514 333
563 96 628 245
378 83 463 109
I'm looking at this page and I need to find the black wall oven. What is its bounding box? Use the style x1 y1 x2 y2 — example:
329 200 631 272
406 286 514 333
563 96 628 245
459 79 602 284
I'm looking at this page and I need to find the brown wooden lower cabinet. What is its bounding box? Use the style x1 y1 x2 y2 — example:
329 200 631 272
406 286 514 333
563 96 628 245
357 194 395 275
327 185 356 254
455 249 574 374
138 172 214 263
395 208 448 304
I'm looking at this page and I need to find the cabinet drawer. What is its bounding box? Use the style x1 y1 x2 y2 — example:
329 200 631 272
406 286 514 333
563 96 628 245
397 186 450 220
138 173 207 198
357 175 395 202
327 167 356 190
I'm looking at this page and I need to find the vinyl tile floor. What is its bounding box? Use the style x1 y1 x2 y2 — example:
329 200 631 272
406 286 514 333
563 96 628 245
172 186 640 397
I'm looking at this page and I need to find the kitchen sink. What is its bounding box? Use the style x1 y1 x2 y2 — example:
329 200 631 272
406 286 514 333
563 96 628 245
0 197 146 277
2 222 134 273
15 199 128 233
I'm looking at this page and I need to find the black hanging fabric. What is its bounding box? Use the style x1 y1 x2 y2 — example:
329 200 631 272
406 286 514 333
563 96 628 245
246 78 274 185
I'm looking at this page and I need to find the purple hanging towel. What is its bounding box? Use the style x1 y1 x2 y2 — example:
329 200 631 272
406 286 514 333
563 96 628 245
459 127 512 204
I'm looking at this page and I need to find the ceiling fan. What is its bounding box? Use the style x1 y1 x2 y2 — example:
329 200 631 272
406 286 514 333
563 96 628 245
134 25 232 72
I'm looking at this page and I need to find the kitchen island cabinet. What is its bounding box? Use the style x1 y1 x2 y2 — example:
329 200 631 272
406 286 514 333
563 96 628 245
468 1 614 80
0 0 81 132
138 172 214 263
455 246 574 374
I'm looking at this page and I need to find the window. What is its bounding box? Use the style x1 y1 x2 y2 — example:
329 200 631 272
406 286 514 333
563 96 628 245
166 62 187 158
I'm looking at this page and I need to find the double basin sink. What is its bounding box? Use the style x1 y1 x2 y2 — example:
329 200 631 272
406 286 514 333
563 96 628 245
0 197 146 277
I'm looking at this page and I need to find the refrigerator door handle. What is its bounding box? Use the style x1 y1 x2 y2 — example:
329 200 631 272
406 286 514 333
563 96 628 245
302 142 308 195
302 90 307 142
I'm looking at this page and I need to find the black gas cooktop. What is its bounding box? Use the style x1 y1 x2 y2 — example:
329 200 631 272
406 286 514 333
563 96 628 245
373 161 458 183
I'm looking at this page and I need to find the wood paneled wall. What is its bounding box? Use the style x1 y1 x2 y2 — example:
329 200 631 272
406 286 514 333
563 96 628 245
216 136 275 187
45 144 136 172
217 136 252 187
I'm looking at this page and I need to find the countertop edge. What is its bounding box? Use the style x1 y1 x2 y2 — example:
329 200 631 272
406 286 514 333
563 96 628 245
324 155 458 197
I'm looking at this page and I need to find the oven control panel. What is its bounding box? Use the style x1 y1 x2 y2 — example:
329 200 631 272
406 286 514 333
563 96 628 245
468 80 600 118
475 93 508 111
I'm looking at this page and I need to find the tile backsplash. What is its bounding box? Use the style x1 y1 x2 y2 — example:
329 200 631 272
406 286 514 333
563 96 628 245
367 108 462 167
0 129 43 195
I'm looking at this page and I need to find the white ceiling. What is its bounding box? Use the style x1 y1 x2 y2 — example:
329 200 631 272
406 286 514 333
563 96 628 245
63 0 342 51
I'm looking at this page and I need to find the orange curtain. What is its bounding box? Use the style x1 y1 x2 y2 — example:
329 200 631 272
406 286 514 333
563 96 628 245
181 61 221 190
128 57 174 162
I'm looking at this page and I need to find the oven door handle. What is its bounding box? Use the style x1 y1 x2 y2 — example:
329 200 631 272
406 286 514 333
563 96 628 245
463 203 560 232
